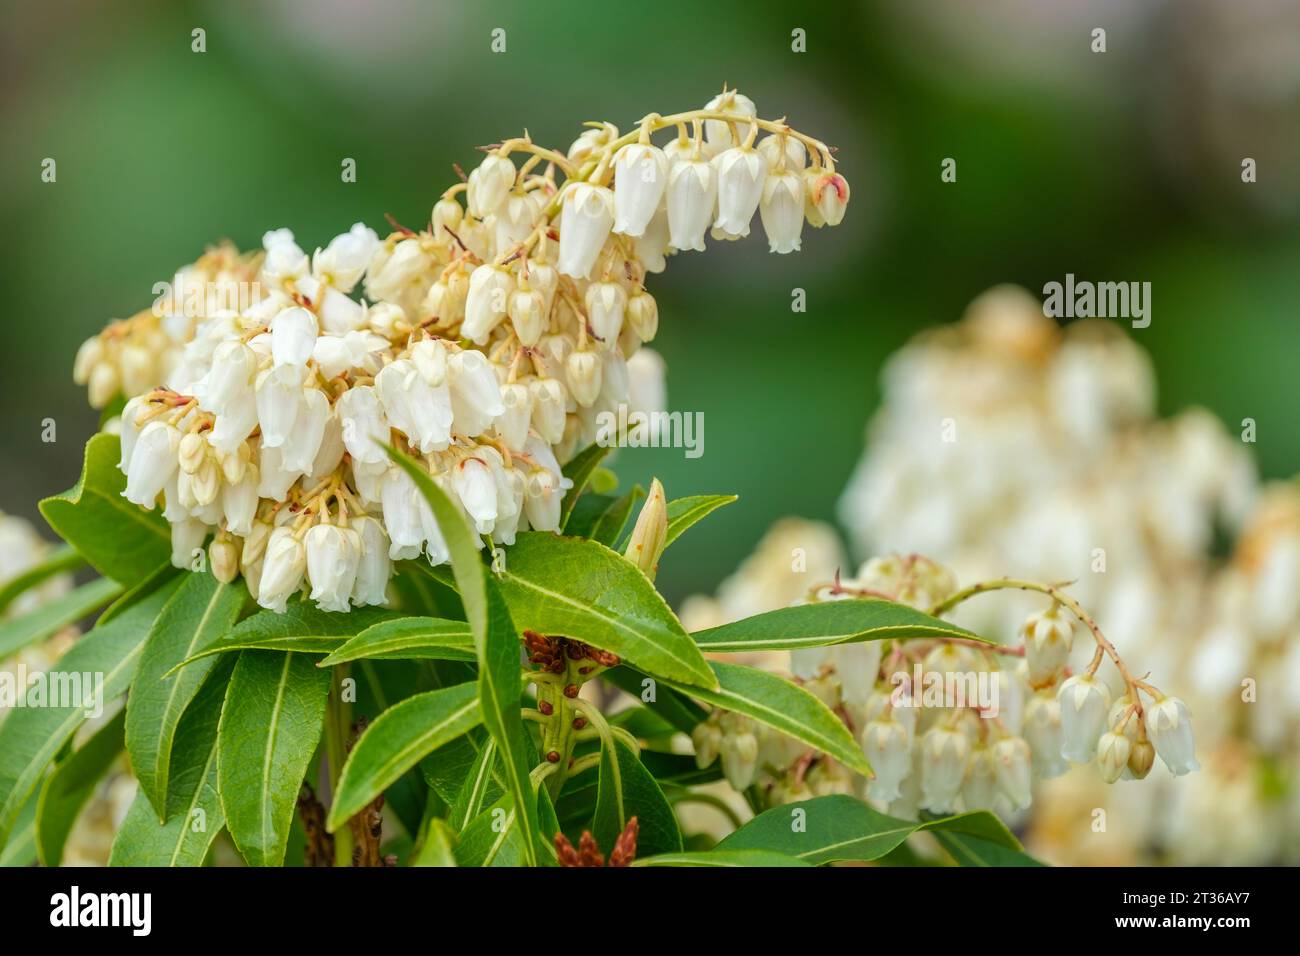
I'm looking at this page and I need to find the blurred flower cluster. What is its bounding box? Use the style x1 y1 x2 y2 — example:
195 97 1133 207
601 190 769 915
1 512 130 866
685 286 1300 863
71 89 849 615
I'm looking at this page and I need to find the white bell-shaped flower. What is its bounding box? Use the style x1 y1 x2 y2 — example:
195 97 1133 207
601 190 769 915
556 183 614 279
467 153 515 218
1096 731 1133 783
613 143 668 237
200 341 256 414
1057 674 1111 763
702 89 756 155
1023 693 1069 778
313 222 378 293
281 387 329 474
566 350 602 407
453 456 498 535
169 518 207 569
585 282 626 348
1021 608 1074 686
124 420 181 507
666 157 716 252
270 306 318 368
757 133 806 172
336 385 390 464
919 726 969 814
524 468 562 532
711 147 768 238
1145 696 1200 776
496 383 533 451
447 350 504 438
255 364 306 449
861 717 912 803
529 378 567 444
991 736 1033 810
462 264 514 345
759 170 805 254
305 523 361 613
257 526 307 613
376 359 454 453
350 516 391 607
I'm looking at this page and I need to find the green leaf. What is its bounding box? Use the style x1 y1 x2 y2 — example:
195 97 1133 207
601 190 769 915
411 817 458 867
559 443 611 528
664 495 737 549
0 545 84 617
555 751 720 829
692 598 983 653
668 662 871 777
319 616 475 667
564 484 644 548
35 708 125 866
328 682 482 830
98 563 181 625
420 727 494 806
449 737 500 831
387 445 543 867
454 780 561 867
925 815 1045 866
0 576 123 659
38 433 171 584
217 651 331 866
494 533 717 690
0 577 177 852
633 849 812 867
717 795 1041 865
126 570 246 820
591 737 682 858
178 602 398 666
111 657 236 866
0 791 38 867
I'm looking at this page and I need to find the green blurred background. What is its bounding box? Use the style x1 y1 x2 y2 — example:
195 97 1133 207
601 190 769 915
2 0 1297 603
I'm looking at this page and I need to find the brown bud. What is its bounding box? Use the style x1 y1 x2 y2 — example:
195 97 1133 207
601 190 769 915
546 750 561 763
564 684 579 699
1128 739 1156 779
572 717 587 730
538 700 554 716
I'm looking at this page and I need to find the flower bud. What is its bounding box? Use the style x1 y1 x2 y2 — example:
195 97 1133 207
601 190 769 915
178 432 207 474
626 290 659 342
496 383 532 451
210 537 239 584
1057 674 1111 763
523 468 562 532
1127 738 1156 779
411 338 448 387
566 350 602 407
529 378 567 444
757 133 806 172
556 183 614 279
88 362 120 409
703 89 756 155
613 143 668 237
73 336 103 385
1144 695 1200 776
804 168 850 227
624 478 668 579
431 196 463 243
124 420 180 507
721 730 759 791
585 281 626 348
691 721 722 769
1096 731 1132 783
1023 692 1068 778
508 288 546 347
169 518 206 569
1021 607 1073 686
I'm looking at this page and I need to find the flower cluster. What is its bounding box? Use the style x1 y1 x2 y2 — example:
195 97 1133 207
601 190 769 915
691 554 1197 818
72 88 848 613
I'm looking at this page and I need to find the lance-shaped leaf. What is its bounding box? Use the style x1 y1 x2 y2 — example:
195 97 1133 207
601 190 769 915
177 602 398 667
0 576 177 851
692 598 983 653
35 708 125 866
591 737 682 858
0 545 84 617
411 817 458 867
449 737 501 831
217 651 330 867
559 443 611 528
0 576 123 659
319 616 475 667
126 570 246 820
633 849 812 867
454 781 562 868
387 445 543 867
564 485 644 548
717 794 1041 866
327 682 482 830
38 433 171 584
98 562 180 625
111 657 235 866
667 662 871 777
0 792 38 867
493 533 717 690
663 494 737 549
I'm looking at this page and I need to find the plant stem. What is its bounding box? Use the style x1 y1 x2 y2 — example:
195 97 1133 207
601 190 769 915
325 665 355 867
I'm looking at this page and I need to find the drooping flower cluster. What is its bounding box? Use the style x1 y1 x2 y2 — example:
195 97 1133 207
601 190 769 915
690 553 1197 818
71 88 849 613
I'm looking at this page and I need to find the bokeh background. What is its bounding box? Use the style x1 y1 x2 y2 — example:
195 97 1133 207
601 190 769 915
3 0 1298 605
